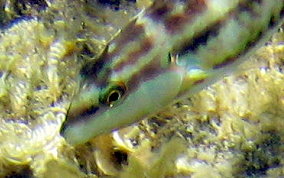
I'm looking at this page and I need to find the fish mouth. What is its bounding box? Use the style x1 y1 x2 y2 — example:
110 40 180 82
60 105 100 138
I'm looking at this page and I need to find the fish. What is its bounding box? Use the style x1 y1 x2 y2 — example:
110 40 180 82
60 0 284 145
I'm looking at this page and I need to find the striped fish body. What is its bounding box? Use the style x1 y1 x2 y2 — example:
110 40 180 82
61 0 284 145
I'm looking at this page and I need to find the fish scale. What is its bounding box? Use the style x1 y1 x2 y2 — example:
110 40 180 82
61 0 284 145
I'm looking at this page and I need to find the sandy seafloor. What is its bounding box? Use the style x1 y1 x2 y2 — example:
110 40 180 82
0 0 283 177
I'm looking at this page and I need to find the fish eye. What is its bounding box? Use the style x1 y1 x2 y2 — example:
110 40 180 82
107 89 122 105
100 82 126 107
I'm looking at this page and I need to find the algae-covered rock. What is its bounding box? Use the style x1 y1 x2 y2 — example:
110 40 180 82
0 0 283 177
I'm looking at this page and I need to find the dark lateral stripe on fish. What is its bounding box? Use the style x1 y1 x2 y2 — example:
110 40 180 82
113 37 154 72
80 58 107 78
184 0 207 14
213 1 284 69
147 0 208 34
81 21 146 78
164 0 207 34
125 56 166 93
80 23 147 85
146 0 174 22
108 21 146 58
175 0 262 54
177 19 223 56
